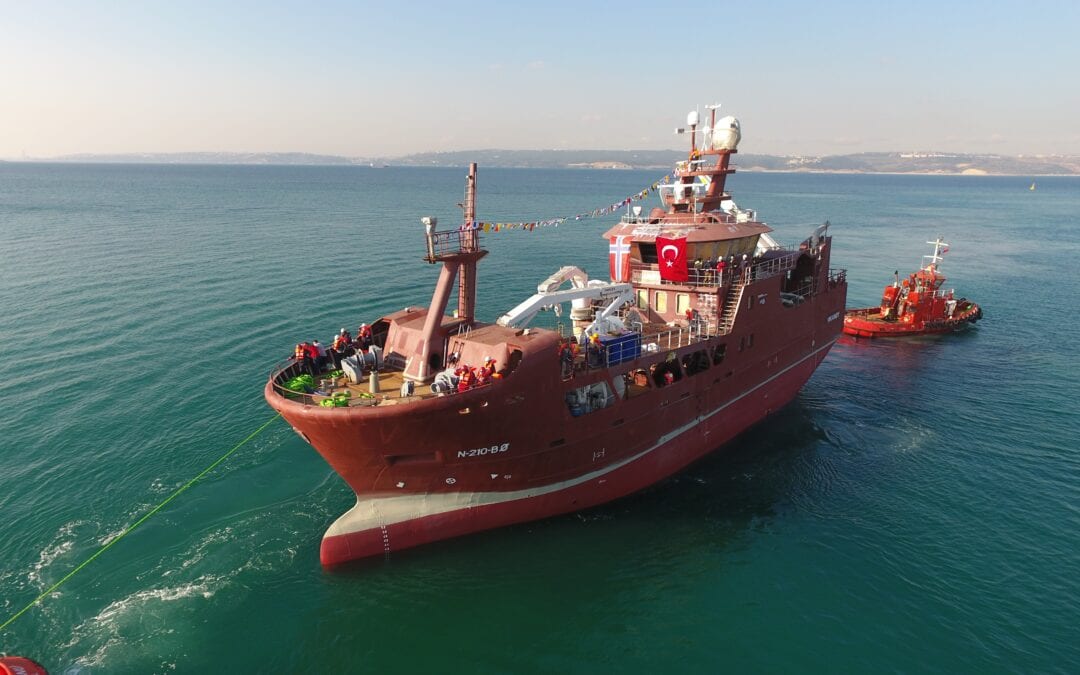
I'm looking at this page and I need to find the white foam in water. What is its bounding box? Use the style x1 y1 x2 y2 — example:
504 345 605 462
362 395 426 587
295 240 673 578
27 520 88 587
95 579 217 623
60 576 223 669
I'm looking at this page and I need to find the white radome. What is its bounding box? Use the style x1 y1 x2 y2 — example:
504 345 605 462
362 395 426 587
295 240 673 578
711 116 741 151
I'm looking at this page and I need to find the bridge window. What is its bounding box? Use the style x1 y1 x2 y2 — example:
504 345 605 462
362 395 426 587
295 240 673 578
649 359 683 387
712 344 727 364
566 381 615 416
654 291 668 313
623 368 651 399
639 242 658 264
676 293 690 316
682 349 710 376
636 289 649 309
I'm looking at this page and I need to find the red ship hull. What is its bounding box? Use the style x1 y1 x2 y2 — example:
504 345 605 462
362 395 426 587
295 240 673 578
266 280 845 565
311 341 834 564
842 303 982 338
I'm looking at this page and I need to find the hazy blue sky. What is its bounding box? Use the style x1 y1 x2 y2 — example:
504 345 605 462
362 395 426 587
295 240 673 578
3 0 1077 158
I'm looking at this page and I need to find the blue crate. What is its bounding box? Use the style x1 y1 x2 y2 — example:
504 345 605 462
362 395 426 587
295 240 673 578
599 332 641 366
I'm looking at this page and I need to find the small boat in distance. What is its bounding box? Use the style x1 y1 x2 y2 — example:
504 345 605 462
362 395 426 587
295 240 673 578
843 238 981 338
1030 181 1036 191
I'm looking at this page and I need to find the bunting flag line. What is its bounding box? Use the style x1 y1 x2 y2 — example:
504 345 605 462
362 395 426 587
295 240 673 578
462 171 675 233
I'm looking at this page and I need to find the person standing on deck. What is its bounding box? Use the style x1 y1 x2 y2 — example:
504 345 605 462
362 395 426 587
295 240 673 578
457 365 476 393
477 356 497 385
294 342 313 376
330 331 350 368
311 339 327 371
303 341 320 374
357 323 373 351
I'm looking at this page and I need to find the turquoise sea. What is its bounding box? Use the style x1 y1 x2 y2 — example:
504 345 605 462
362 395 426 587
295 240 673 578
1 163 1078 673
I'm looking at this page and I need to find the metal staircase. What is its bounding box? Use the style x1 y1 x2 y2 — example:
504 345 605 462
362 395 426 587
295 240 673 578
717 281 746 334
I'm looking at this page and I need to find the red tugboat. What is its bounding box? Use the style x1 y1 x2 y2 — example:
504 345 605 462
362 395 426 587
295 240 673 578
843 238 982 338
265 106 848 566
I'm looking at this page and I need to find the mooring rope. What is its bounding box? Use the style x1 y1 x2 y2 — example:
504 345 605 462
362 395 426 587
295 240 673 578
0 413 283 633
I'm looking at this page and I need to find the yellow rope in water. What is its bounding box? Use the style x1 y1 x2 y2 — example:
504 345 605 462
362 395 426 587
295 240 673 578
0 413 283 633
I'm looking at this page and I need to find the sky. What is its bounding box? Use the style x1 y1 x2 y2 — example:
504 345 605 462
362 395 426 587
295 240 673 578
2 0 1078 159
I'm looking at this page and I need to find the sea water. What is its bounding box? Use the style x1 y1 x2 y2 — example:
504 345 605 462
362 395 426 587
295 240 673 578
1 164 1078 673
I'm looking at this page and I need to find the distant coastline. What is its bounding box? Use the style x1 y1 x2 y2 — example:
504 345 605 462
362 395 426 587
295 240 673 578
5 149 1079 176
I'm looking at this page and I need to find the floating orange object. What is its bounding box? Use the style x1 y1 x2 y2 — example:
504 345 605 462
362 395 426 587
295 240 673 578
0 656 49 675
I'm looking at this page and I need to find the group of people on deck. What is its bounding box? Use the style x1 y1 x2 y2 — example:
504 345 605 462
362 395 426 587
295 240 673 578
292 323 374 376
454 356 499 393
690 254 751 285
560 331 611 377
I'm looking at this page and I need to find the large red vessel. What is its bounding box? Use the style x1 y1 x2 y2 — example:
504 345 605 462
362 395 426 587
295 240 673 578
843 238 982 338
265 107 848 566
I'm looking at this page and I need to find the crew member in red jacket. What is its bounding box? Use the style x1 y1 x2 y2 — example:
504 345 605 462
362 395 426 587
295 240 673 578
477 356 497 385
357 323 373 350
294 342 313 376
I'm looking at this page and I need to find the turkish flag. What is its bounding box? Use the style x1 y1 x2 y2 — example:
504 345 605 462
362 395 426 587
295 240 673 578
609 235 632 282
655 235 688 282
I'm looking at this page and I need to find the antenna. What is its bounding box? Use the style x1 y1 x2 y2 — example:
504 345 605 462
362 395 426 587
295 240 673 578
703 103 722 146
922 237 948 271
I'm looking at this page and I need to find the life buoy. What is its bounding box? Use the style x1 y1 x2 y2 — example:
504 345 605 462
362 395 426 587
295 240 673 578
0 656 49 675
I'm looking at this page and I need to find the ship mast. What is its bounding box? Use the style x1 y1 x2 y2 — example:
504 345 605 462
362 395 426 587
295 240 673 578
665 105 737 214
923 237 948 271
458 163 480 324
408 162 487 382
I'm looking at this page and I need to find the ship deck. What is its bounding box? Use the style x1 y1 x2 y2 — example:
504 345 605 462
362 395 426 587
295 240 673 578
270 320 715 408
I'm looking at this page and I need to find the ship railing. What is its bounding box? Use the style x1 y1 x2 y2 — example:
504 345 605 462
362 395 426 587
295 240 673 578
631 262 729 287
658 182 710 202
925 287 955 299
629 251 801 288
562 321 710 381
425 229 484 260
610 312 713 348
641 324 704 350
268 358 322 406
828 268 847 287
674 159 713 174
781 281 814 304
747 251 801 281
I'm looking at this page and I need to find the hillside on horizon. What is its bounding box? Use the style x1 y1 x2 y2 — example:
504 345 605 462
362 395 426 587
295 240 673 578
16 149 1080 175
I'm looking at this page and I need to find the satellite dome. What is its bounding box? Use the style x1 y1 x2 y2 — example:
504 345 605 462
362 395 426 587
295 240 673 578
711 116 741 151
